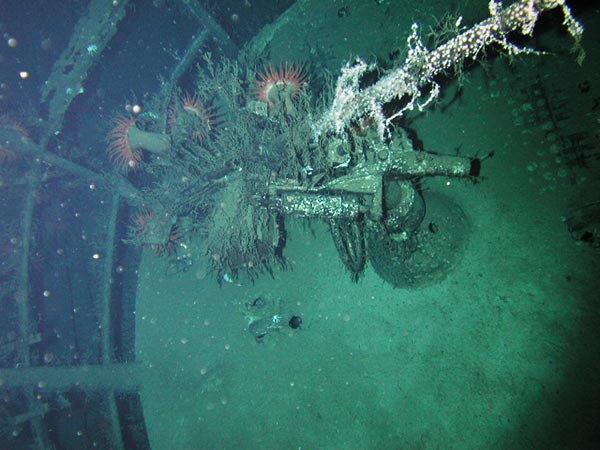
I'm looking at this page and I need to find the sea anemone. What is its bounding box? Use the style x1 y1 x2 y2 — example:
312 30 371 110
107 116 171 171
107 116 142 171
0 147 17 164
152 225 181 256
129 208 181 256
0 116 29 164
168 92 219 143
255 63 307 114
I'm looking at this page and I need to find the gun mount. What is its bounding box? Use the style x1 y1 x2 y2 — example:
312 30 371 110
263 125 479 285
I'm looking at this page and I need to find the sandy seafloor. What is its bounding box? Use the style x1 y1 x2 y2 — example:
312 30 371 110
134 2 600 449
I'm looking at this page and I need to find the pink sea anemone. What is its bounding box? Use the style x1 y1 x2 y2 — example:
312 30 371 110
168 92 219 143
107 116 170 171
106 116 143 171
255 63 307 112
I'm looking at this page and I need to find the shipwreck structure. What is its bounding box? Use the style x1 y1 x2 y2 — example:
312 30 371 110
0 0 587 448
